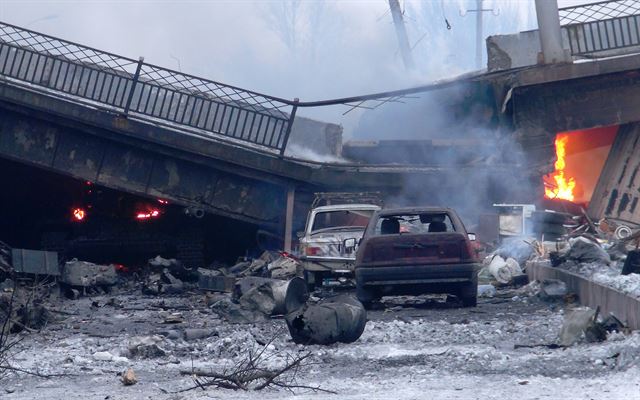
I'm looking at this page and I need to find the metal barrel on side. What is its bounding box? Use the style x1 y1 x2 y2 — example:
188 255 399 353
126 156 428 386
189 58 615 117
285 295 367 345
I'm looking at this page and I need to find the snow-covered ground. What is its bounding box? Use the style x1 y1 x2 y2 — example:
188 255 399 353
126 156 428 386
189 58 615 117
2 292 640 400
557 260 640 299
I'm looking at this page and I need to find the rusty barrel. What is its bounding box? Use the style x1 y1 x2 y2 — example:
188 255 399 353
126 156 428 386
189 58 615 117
285 295 367 345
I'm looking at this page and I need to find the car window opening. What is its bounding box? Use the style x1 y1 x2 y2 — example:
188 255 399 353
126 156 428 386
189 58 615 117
375 213 456 235
311 210 375 232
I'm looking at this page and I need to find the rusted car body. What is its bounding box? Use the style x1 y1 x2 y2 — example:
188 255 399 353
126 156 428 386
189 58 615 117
355 207 480 307
298 204 381 289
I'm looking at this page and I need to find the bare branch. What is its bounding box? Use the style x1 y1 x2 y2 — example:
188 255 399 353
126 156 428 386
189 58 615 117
176 338 332 394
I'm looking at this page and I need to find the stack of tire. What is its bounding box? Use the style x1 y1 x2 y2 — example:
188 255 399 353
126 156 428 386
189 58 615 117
531 211 568 241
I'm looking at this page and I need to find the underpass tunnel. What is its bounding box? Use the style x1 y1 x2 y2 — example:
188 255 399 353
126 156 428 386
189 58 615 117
0 157 262 268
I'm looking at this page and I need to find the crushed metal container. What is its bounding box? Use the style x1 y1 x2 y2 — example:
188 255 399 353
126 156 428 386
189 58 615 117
285 294 367 345
11 249 60 276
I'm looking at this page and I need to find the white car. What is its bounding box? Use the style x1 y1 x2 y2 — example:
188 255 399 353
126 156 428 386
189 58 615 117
298 203 381 289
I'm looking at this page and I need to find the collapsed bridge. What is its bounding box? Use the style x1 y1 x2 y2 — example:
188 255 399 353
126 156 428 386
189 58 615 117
0 21 520 259
2 1 640 263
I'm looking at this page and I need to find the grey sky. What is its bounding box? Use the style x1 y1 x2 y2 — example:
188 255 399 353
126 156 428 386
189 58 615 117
0 0 594 134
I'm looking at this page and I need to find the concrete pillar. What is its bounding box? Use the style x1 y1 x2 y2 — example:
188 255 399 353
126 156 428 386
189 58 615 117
284 186 295 253
535 0 569 64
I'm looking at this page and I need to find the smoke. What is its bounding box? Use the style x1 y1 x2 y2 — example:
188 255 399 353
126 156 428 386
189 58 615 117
0 0 544 224
351 80 537 227
284 144 346 164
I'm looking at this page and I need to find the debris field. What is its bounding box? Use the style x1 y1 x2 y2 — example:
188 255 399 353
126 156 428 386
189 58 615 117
2 284 640 400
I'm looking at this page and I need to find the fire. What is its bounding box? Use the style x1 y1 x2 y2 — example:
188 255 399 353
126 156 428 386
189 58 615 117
544 134 576 201
72 207 86 221
136 209 160 220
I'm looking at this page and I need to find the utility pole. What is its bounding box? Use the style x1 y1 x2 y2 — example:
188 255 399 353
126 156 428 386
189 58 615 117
388 0 414 71
462 0 498 70
475 0 483 69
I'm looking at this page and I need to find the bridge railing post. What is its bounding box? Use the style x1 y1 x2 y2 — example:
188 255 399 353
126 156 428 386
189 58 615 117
280 98 299 156
123 56 145 117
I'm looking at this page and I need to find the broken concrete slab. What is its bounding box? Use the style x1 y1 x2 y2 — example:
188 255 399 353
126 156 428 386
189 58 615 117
150 255 199 282
128 336 167 359
198 268 235 292
538 279 567 301
559 307 597 346
160 269 185 294
61 260 117 287
285 295 366 345
209 297 268 324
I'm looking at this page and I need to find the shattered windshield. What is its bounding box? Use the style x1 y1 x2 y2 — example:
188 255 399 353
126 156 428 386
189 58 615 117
374 212 455 235
311 209 375 232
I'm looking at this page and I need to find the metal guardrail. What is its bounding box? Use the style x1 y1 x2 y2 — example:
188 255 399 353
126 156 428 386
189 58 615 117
560 0 640 57
0 22 297 154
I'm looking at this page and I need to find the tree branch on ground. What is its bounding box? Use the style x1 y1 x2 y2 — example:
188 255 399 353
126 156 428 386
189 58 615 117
1 275 55 381
177 338 335 394
0 276 17 380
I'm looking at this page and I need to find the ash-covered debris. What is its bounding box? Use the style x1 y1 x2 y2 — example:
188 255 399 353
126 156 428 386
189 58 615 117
478 237 533 288
527 230 640 299
286 294 367 345
211 251 300 281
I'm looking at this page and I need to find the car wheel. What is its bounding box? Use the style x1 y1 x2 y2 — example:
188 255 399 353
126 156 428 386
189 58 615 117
458 281 478 308
356 285 379 309
460 295 477 307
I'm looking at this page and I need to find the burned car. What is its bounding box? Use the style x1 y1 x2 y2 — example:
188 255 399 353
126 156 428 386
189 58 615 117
299 204 380 289
355 207 480 307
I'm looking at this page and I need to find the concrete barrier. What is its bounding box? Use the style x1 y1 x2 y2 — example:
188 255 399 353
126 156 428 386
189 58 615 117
527 261 640 330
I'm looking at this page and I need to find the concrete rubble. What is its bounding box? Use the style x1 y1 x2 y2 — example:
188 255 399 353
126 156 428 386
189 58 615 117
121 368 137 386
61 259 117 287
0 228 639 398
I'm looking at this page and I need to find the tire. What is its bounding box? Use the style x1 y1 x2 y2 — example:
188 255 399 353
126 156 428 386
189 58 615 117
458 279 478 308
461 295 477 307
356 285 379 309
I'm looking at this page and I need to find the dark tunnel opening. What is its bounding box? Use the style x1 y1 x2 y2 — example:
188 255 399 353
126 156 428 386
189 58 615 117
0 157 262 268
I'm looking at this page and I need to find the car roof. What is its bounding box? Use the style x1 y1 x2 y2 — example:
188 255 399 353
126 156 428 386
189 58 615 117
377 207 454 216
312 204 381 212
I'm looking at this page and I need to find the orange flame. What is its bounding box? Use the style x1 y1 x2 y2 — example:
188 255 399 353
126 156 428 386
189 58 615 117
544 134 576 201
136 209 160 220
72 208 86 221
